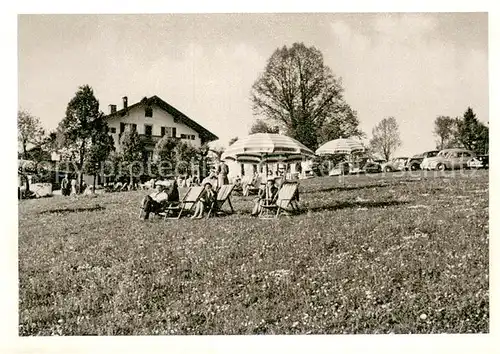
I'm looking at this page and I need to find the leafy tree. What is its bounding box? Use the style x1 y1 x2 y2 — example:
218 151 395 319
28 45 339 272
153 137 199 177
249 119 280 134
84 116 115 189
57 85 104 188
120 129 145 184
476 123 489 154
209 145 225 160
369 117 402 161
101 152 123 183
153 136 178 164
17 110 50 192
318 103 365 144
251 42 358 150
173 141 199 175
18 110 45 159
433 116 457 150
153 136 178 177
196 143 211 179
456 107 489 153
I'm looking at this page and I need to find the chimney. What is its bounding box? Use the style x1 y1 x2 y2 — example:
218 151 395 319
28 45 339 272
108 104 117 114
122 96 128 109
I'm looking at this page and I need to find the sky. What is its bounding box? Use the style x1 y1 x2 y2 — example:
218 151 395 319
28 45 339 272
18 12 488 156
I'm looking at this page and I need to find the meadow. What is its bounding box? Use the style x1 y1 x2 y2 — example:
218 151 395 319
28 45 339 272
18 170 489 335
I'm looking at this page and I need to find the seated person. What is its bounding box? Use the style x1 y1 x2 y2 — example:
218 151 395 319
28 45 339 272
233 176 243 193
166 180 180 204
140 183 172 220
251 178 279 216
243 172 261 196
191 182 216 219
201 172 218 190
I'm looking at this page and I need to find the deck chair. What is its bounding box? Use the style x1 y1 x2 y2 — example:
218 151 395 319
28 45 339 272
207 184 235 218
163 186 204 219
139 195 177 220
243 175 262 196
259 181 300 219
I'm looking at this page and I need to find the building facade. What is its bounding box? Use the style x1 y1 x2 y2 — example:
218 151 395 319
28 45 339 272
104 95 218 160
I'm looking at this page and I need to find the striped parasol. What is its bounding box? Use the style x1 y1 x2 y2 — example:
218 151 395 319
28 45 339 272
315 138 365 156
221 133 315 164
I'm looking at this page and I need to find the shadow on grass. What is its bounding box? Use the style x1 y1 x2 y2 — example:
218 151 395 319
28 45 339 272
307 200 409 213
306 183 391 194
38 205 106 215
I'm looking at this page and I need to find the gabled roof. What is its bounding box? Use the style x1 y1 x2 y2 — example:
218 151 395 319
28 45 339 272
104 95 218 142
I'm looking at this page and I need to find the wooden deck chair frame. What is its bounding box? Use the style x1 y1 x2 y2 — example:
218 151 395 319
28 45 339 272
139 197 178 220
207 184 235 218
165 186 204 219
244 176 262 196
259 182 300 219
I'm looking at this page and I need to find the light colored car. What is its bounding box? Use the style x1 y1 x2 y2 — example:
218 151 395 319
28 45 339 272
406 150 439 170
467 155 488 169
381 157 409 172
422 148 476 170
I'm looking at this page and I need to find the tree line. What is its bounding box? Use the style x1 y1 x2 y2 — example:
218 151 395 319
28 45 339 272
18 85 219 191
19 42 488 190
366 107 488 162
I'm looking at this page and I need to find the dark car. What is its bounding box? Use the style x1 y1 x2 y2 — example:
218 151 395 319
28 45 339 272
405 150 439 171
352 157 382 174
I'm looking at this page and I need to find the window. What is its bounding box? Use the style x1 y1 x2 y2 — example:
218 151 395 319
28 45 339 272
144 124 153 136
180 134 187 139
172 127 177 138
131 123 137 132
120 123 126 134
145 107 153 117
190 135 195 140
161 127 174 137
110 127 116 134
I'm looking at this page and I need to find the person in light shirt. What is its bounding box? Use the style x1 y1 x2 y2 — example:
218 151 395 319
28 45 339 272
201 171 219 190
140 183 171 220
191 182 216 219
251 178 279 216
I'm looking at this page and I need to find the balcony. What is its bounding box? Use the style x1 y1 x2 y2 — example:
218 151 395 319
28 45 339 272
139 134 163 146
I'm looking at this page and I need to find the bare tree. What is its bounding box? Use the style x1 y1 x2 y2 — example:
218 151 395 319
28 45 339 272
369 117 402 161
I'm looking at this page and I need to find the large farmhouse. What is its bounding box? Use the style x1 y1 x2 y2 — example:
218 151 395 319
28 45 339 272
104 95 218 160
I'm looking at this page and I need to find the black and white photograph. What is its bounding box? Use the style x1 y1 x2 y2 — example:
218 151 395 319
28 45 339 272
6 3 498 353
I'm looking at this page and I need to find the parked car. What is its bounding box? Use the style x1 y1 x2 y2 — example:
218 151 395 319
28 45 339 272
406 150 439 170
381 157 409 172
467 154 489 169
363 161 382 173
422 148 476 170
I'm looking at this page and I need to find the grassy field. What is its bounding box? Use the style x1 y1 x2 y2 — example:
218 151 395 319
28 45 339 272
18 170 489 335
